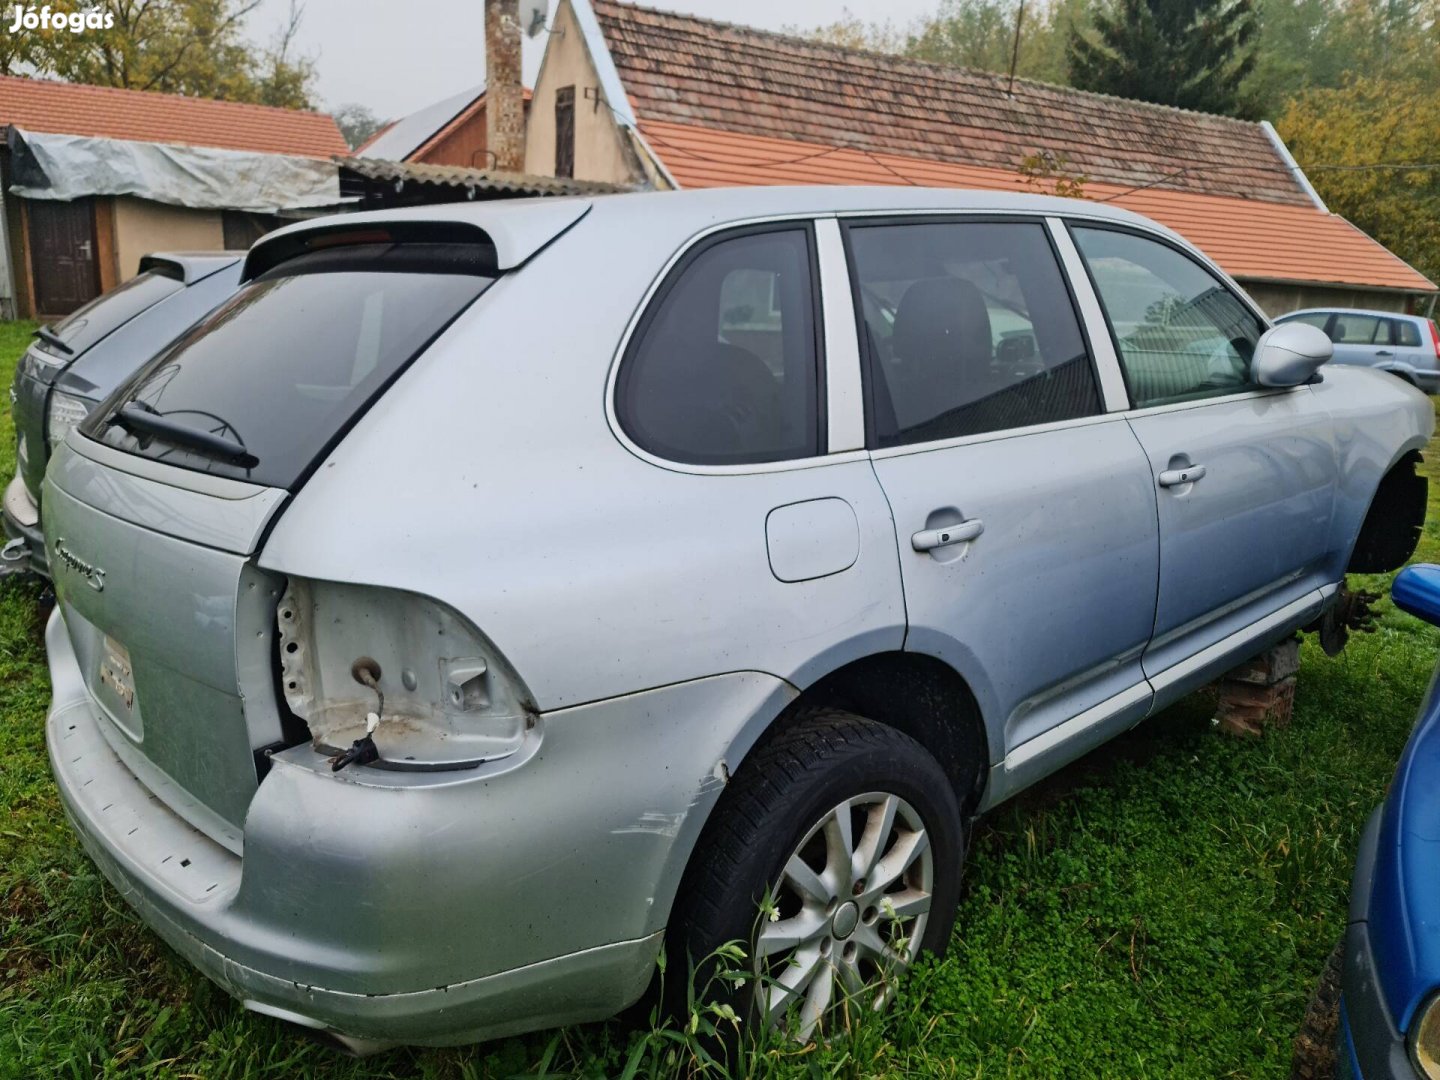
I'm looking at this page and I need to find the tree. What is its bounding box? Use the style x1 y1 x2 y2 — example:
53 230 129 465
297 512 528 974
7 0 318 110
1067 0 1260 116
1278 76 1440 287
907 0 1088 85
1245 0 1440 117
333 104 387 151
792 7 907 53
795 0 1089 87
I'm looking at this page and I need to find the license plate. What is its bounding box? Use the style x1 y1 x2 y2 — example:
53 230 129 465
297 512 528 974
97 635 136 720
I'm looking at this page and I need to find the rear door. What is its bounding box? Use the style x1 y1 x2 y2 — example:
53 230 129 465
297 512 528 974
1385 316 1433 374
848 215 1159 789
1070 224 1338 699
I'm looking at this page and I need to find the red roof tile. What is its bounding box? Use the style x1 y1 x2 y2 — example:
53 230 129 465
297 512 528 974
0 75 347 159
595 0 1311 207
643 120 1435 293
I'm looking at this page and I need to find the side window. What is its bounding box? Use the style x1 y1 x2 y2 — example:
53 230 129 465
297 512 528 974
847 220 1100 448
1286 312 1332 332
1396 319 1423 348
1073 226 1264 409
616 227 820 466
1331 313 1384 344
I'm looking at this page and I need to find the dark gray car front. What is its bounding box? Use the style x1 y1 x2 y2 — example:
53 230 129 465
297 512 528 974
4 252 243 574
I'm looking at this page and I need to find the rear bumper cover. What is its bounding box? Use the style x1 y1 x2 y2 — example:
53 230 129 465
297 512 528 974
2 473 47 575
45 605 794 1045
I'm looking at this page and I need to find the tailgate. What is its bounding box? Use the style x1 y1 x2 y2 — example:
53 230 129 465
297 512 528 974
44 439 289 845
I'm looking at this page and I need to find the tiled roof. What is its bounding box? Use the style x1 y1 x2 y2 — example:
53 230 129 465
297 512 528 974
643 121 1435 293
0 75 346 158
593 0 1311 207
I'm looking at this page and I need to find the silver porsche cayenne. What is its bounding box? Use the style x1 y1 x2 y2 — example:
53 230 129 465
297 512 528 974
41 187 1431 1050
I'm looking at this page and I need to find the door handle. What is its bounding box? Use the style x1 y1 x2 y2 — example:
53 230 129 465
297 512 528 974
912 518 983 552
1376 350 1394 357
1158 464 1206 488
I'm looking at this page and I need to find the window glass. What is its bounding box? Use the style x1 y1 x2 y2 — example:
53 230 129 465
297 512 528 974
1285 312 1331 331
83 243 494 489
40 270 184 358
1331 314 1384 344
1396 319 1423 348
616 228 819 465
1073 227 1263 408
847 221 1099 447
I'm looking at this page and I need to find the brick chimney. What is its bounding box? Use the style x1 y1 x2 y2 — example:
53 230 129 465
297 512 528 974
485 0 525 173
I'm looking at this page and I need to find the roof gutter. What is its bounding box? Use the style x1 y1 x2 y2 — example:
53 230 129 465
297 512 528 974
1260 121 1328 213
1235 274 1437 297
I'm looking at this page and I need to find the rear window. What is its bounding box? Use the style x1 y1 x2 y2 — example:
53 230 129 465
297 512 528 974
82 243 495 490
39 269 184 358
1396 319 1423 348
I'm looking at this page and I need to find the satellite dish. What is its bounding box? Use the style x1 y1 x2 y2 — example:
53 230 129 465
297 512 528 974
520 0 549 37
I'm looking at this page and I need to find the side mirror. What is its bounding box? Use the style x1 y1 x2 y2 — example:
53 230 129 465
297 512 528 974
1394 564 1440 626
1251 321 1332 387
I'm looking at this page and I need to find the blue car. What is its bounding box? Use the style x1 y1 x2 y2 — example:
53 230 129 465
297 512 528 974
1311 564 1440 1078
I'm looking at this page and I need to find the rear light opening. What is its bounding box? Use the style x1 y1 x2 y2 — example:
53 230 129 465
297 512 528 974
275 578 538 772
1428 318 1440 361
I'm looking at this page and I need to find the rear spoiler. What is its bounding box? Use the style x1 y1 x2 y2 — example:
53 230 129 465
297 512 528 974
139 252 243 285
242 200 592 282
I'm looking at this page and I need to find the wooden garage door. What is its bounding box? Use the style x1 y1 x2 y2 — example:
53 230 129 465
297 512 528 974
29 198 99 316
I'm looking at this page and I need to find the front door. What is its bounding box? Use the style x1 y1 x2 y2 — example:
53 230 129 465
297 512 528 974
1070 224 1337 694
29 198 99 316
845 216 1160 789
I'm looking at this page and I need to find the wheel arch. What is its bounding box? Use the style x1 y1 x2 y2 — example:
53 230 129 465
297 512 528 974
1347 445 1429 574
736 651 993 816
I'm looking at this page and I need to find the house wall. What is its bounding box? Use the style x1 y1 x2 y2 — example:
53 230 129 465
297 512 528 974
525 0 643 185
414 102 490 169
112 196 224 281
1241 279 1422 318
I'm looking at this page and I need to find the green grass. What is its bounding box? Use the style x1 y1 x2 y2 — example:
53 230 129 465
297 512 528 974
1 321 1437 1078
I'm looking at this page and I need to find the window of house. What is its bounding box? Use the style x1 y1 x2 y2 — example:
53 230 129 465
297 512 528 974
1073 226 1263 408
615 227 820 466
554 86 575 179
846 220 1100 447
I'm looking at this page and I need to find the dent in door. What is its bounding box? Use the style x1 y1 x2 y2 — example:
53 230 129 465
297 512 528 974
766 498 860 583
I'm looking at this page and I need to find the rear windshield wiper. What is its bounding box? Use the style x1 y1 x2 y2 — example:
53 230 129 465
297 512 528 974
114 403 258 468
32 326 74 355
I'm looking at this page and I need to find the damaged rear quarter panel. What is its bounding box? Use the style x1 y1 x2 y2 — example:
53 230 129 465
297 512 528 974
235 670 795 994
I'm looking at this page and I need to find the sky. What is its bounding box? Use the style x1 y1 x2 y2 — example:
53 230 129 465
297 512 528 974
246 0 939 119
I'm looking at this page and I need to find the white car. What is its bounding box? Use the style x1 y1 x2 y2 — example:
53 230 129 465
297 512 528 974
40 188 1430 1051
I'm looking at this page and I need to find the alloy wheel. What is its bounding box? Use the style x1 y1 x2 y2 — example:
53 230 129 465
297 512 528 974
755 791 934 1039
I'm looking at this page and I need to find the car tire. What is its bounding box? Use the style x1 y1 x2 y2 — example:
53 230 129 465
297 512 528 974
668 708 964 1041
1291 937 1343 1080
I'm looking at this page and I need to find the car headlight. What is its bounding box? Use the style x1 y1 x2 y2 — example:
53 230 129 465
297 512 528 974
1413 992 1440 1078
46 391 95 448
